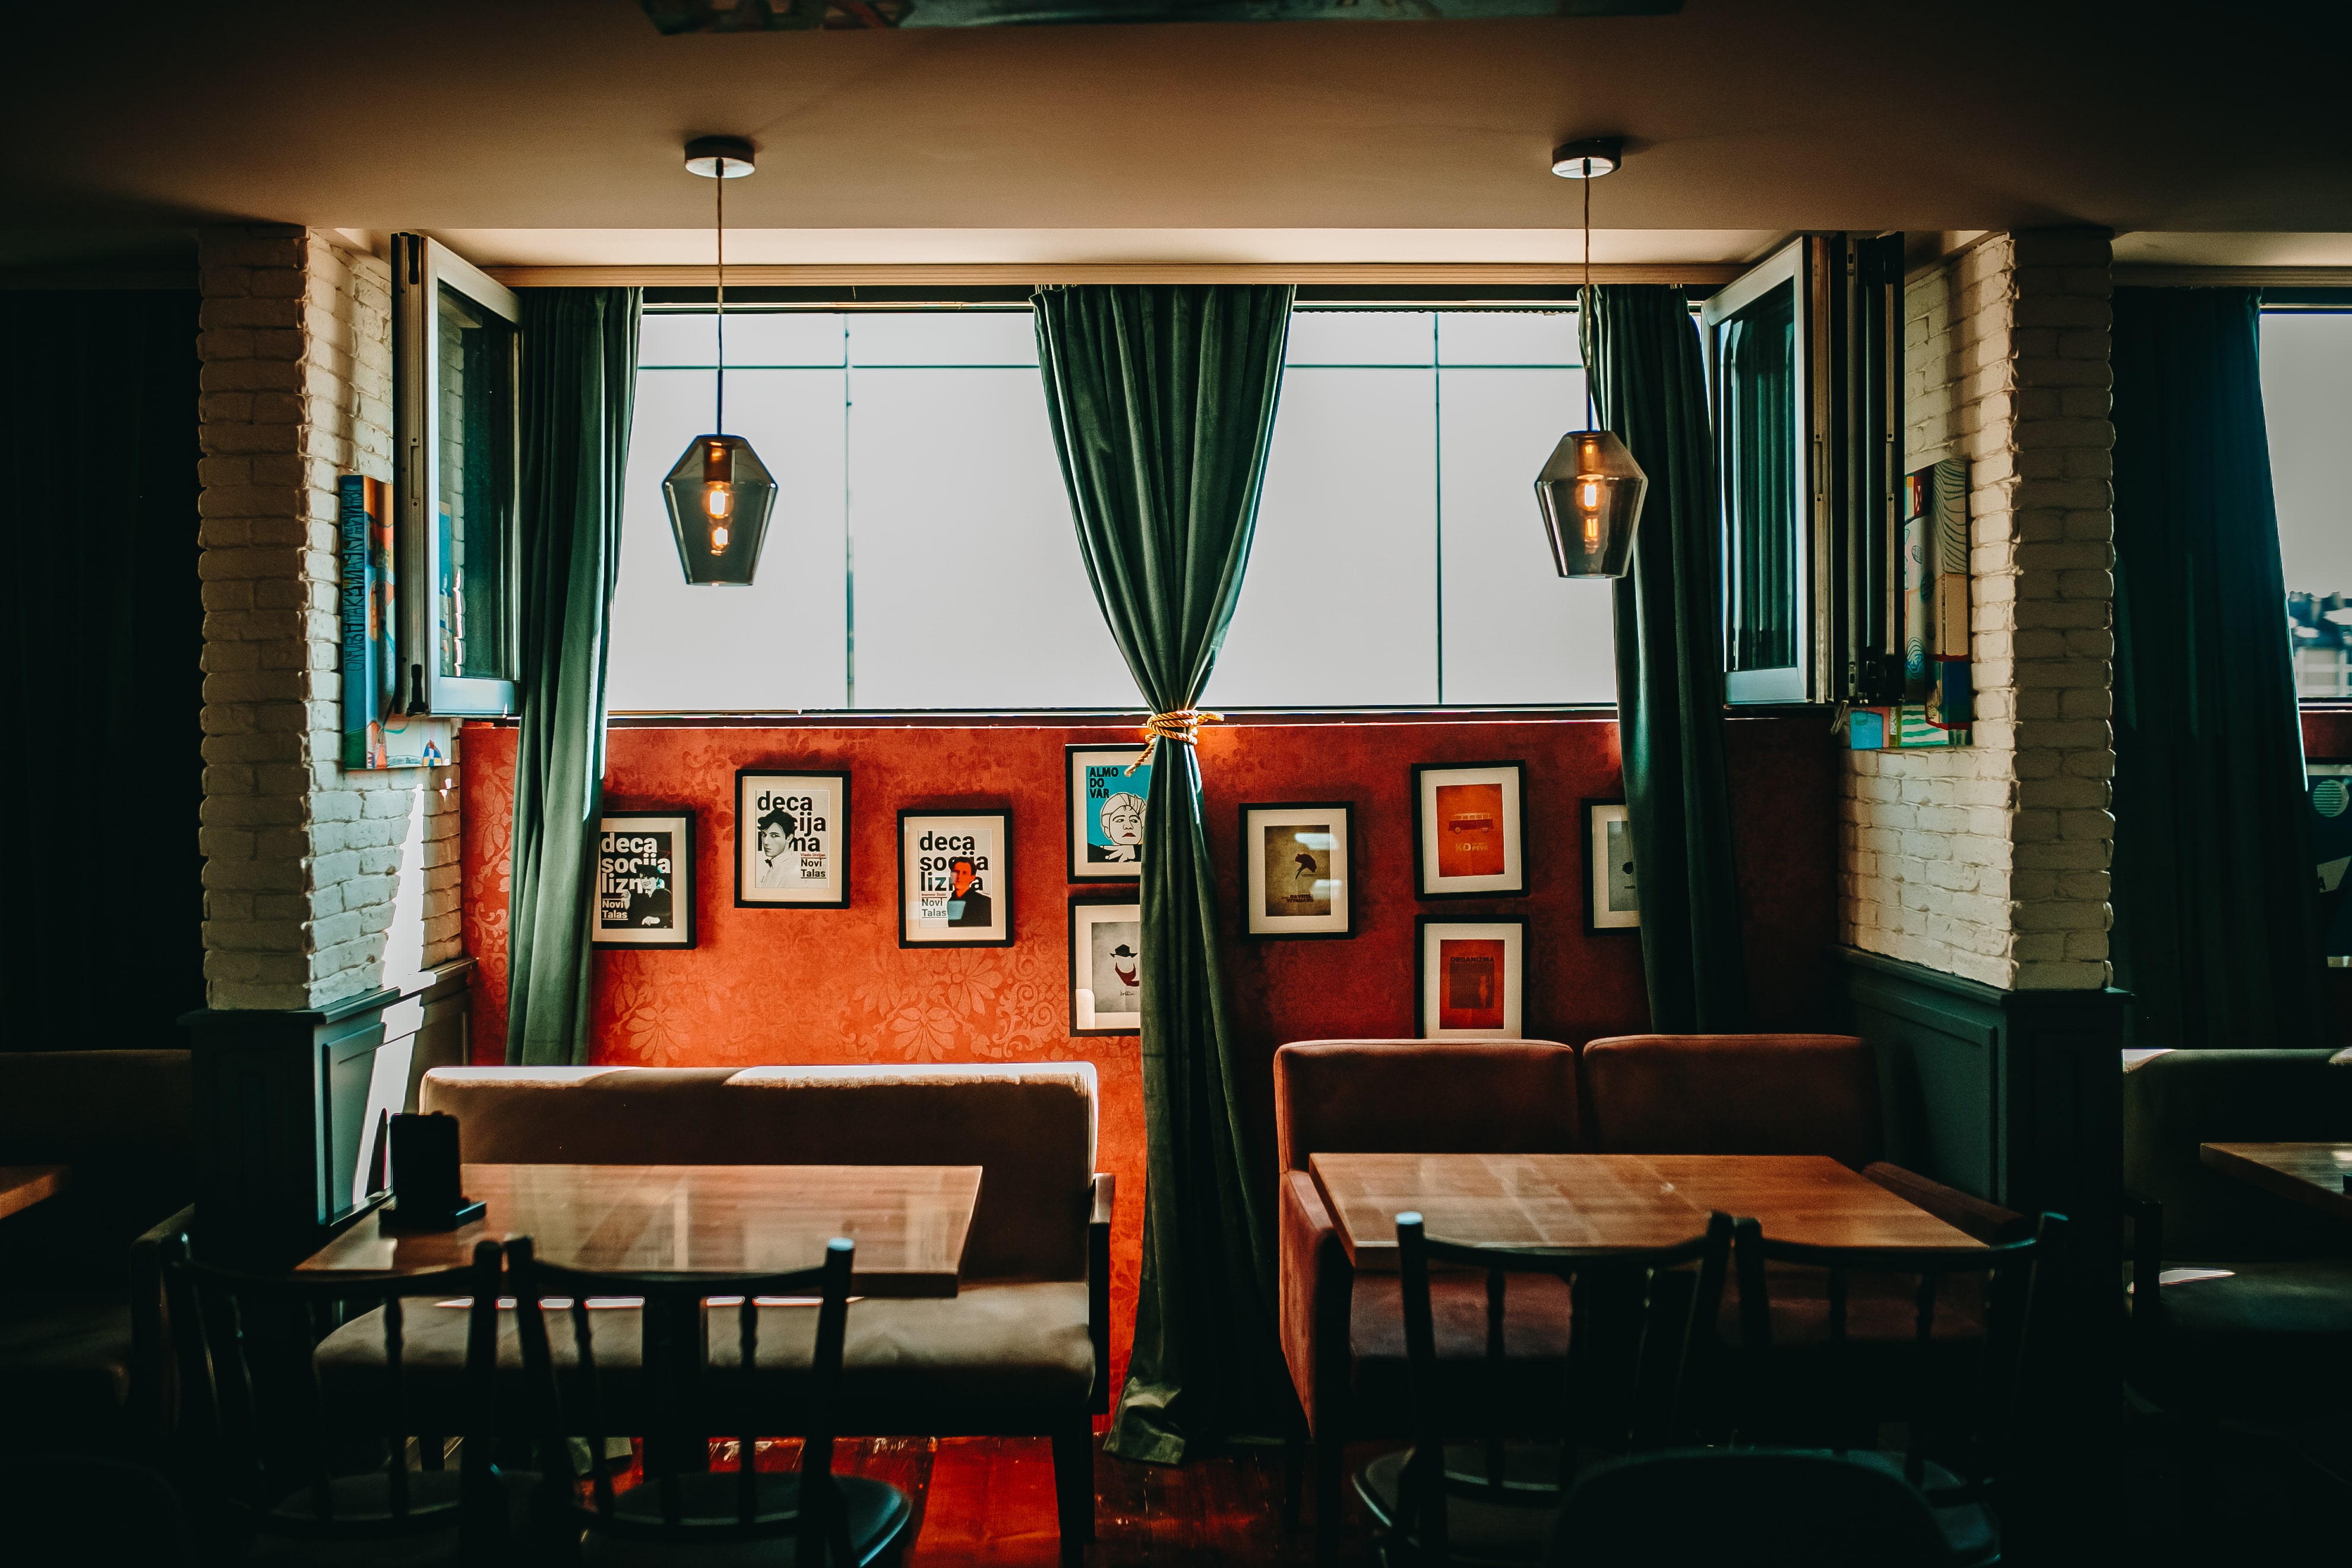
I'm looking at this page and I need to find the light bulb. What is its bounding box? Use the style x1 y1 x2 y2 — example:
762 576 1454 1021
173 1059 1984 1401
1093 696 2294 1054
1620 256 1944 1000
1579 479 1601 511
710 523 730 554
705 483 732 520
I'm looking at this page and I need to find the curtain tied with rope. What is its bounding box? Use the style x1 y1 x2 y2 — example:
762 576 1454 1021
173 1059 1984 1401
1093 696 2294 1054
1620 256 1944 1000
1034 283 1294 1463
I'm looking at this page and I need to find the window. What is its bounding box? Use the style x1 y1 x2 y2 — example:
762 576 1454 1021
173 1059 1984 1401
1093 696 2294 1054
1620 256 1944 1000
393 235 520 716
606 304 1616 713
2263 308 2352 699
1705 243 1806 701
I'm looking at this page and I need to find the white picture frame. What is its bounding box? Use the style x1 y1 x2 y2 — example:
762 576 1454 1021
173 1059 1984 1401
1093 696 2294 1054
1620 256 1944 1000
735 769 850 908
1411 761 1528 899
1241 801 1355 938
1415 917 1526 1039
898 810 1013 948
1069 896 1143 1036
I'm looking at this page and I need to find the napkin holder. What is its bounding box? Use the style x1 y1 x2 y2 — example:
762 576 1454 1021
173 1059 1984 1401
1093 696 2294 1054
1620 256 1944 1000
378 1112 485 1231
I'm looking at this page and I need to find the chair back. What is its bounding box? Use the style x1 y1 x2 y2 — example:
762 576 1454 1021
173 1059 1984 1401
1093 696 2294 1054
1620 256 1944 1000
507 1233 859 1560
1273 1039 1582 1172
1390 1210 1734 1564
1551 1447 1959 1567
159 1234 502 1542
1730 1212 2066 1497
1581 1035 1880 1169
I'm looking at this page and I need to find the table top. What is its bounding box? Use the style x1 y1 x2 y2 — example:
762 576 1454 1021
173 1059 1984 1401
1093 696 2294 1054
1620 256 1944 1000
1309 1153 1985 1271
2200 1142 2352 1224
0 1165 68 1224
299 1164 983 1297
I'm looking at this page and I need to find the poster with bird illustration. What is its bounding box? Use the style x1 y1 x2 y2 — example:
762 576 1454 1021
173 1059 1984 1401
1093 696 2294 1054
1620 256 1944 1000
1242 802 1356 938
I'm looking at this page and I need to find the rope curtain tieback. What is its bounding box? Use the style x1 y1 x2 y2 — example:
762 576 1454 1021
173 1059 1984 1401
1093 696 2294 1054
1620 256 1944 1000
1130 709 1223 773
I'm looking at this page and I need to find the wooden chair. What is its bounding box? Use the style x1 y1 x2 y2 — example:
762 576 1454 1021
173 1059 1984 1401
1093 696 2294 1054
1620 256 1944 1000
1355 1209 1734 1567
1549 1447 1961 1567
159 1234 508 1563
507 1233 914 1566
1729 1213 2068 1567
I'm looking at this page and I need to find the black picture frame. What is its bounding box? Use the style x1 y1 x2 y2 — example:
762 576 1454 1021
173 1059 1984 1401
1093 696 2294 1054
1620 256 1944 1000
1068 894 1143 1036
1410 760 1529 900
1066 744 1150 884
1239 801 1357 940
1413 914 1529 1039
1582 797 1640 934
590 808 697 950
734 768 851 909
897 808 1014 949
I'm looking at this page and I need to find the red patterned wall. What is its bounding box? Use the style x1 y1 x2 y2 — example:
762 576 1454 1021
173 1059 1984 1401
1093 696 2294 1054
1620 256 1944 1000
459 713 1840 1415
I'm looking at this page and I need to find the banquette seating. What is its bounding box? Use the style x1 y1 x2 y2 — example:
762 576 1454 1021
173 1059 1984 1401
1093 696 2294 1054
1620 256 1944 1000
0 1049 194 1458
317 1062 1114 1563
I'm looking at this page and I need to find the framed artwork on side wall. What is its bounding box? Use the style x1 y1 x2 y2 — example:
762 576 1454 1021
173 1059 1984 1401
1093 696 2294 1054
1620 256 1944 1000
1583 798 1640 932
899 810 1013 949
1415 916 1526 1039
1241 801 1355 938
592 810 696 950
1412 761 1528 899
1067 745 1152 882
735 769 850 908
1069 896 1143 1035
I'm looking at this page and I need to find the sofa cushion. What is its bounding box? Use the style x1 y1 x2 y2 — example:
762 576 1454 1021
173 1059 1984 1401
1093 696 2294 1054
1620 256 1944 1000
317 1281 1094 1435
1273 1040 1582 1173
2134 1259 2352 1418
1582 1035 1881 1169
0 1296 135 1444
420 1064 1096 1281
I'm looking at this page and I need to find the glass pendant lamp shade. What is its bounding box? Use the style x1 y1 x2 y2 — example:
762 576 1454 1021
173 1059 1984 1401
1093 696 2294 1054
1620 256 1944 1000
663 434 776 586
1534 429 1646 578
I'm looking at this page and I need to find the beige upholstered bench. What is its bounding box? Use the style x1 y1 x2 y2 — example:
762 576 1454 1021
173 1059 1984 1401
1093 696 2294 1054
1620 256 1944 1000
320 1063 1113 1563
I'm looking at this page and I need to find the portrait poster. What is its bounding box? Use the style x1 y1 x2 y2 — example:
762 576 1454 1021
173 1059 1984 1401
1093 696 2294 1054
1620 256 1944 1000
899 810 1013 947
592 810 696 949
1584 798 1640 932
1415 917 1525 1039
1067 745 1152 881
1412 761 1528 898
1241 802 1355 938
735 769 851 908
1070 897 1142 1035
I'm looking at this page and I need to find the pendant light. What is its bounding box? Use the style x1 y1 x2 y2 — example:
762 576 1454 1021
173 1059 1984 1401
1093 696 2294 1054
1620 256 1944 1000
663 135 777 586
1534 138 1647 579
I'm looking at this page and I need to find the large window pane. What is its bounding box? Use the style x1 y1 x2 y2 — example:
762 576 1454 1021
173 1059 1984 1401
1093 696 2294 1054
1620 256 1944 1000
639 312 846 368
1286 310 1433 365
849 312 1038 367
435 280 513 682
1210 368 1440 708
1437 367 1615 704
1437 311 1578 366
1719 279 1800 674
2265 312 2352 698
846 365 1127 709
607 368 849 711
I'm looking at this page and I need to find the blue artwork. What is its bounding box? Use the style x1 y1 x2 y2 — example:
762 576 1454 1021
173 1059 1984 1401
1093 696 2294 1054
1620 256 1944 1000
1083 758 1150 868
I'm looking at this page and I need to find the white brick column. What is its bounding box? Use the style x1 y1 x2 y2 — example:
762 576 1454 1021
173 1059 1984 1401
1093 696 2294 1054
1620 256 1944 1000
1843 229 2117 991
197 225 461 1012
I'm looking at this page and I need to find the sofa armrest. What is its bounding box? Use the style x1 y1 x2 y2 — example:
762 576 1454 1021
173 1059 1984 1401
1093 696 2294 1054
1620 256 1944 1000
128 1203 195 1454
1863 1161 2032 1245
1088 1173 1114 1414
1279 1171 1352 1438
2122 1190 2164 1333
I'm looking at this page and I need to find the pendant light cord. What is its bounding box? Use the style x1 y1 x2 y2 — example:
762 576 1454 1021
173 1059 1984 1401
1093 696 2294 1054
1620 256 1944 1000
716 157 727 434
1582 168 1595 429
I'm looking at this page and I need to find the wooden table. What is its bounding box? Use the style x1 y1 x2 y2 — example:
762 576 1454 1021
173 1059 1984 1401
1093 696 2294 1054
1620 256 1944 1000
1310 1153 1984 1270
2200 1142 2352 1224
0 1165 68 1222
299 1163 984 1298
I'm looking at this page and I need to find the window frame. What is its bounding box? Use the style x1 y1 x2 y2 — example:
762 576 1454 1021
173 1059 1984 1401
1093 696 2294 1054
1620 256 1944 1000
2258 291 2352 708
392 233 522 717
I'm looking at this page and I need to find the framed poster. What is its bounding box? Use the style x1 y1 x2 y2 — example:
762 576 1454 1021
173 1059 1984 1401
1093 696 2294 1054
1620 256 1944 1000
1069 896 1143 1035
1067 745 1152 882
1415 916 1526 1040
899 810 1013 948
1412 761 1528 899
735 769 850 908
592 810 696 949
1241 802 1355 939
1583 798 1640 932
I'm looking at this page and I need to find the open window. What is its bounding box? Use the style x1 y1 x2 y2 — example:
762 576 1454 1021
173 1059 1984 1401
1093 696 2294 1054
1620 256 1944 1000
393 233 520 717
1704 234 1902 706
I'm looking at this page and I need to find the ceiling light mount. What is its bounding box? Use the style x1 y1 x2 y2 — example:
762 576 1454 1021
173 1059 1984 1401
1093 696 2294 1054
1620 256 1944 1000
1549 138 1624 180
685 135 757 179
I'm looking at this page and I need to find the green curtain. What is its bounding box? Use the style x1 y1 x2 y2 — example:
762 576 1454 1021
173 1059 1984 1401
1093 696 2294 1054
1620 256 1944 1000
1033 283 1293 1463
505 288 641 1066
1582 284 1750 1032
0 292 203 1048
2111 287 2322 1049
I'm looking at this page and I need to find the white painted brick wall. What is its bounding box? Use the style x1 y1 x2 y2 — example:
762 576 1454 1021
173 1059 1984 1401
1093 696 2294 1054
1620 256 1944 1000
1843 230 2116 991
198 226 463 1011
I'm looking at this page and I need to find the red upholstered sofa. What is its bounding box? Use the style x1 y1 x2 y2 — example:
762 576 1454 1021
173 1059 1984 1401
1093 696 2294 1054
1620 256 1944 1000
1579 1033 1883 1168
1274 1038 1585 1557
